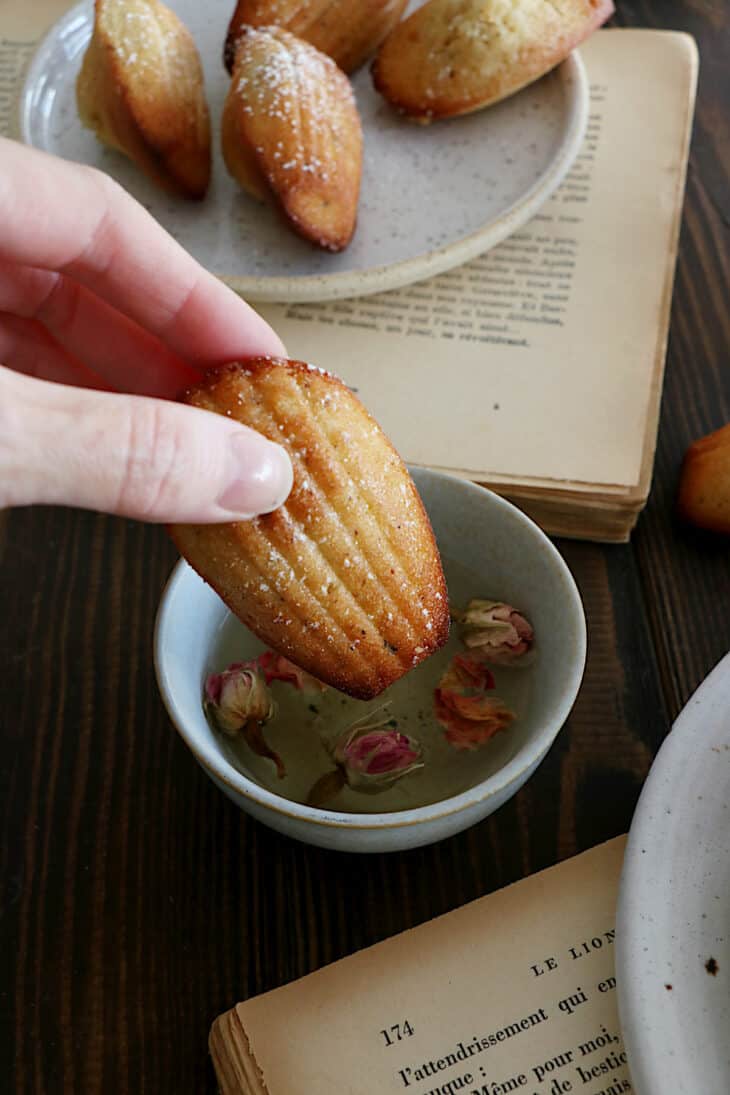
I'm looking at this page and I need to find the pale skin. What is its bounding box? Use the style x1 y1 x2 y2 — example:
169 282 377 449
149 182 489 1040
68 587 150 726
0 138 294 522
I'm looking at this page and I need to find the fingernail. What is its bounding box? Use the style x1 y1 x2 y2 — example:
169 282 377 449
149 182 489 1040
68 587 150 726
218 431 293 517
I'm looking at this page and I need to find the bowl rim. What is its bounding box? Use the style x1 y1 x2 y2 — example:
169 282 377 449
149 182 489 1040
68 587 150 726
154 470 586 830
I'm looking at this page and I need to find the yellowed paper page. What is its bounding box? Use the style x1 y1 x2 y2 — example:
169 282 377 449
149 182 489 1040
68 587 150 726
0 0 66 41
220 837 631 1095
0 0 71 138
258 30 696 491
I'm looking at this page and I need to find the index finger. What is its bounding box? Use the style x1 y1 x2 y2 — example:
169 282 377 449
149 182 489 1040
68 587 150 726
0 139 285 365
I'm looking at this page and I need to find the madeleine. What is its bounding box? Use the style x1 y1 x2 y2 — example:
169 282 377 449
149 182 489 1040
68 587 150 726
169 359 450 699
677 423 730 535
372 0 614 121
76 0 211 198
224 0 408 74
222 27 363 251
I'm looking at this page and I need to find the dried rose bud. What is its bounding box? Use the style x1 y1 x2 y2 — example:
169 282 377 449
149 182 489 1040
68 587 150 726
336 725 423 791
434 652 515 751
204 662 275 735
256 651 327 693
308 709 424 806
455 599 534 665
204 662 285 777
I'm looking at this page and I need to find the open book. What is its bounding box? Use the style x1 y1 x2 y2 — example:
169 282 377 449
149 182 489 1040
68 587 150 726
0 22 696 541
257 30 698 542
210 838 629 1094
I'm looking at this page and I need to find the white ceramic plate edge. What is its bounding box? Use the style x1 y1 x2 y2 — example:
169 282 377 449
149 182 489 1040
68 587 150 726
616 650 730 1095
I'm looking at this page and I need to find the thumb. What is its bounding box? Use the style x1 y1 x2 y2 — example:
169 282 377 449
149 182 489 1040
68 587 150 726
0 367 293 522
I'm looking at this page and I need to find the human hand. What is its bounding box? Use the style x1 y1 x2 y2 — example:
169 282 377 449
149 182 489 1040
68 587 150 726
0 138 293 522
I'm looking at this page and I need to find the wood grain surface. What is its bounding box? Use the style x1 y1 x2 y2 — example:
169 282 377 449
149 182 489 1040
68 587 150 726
2 3 730 1091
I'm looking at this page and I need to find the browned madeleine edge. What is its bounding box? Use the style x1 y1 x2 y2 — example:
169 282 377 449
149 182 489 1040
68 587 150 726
168 358 450 699
223 3 241 73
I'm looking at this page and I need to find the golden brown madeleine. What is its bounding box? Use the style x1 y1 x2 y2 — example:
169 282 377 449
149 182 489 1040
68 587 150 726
170 359 449 699
222 27 363 251
372 0 614 122
677 423 730 535
76 0 211 198
223 0 408 75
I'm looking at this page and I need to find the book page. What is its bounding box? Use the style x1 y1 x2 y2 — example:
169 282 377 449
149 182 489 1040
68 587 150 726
0 40 35 140
221 838 632 1095
0 0 70 138
258 30 696 490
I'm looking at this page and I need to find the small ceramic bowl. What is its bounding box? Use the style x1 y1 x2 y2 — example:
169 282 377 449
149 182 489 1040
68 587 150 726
154 468 586 853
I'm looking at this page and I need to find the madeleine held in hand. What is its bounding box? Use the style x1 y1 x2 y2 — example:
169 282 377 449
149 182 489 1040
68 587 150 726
677 422 730 535
169 358 449 699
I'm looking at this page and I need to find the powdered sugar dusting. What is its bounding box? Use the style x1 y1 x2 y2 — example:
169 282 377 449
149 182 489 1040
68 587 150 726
105 2 186 76
233 25 356 180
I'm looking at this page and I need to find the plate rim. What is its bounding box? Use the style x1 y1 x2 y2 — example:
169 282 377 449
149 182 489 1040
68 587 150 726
615 650 730 1095
19 0 589 304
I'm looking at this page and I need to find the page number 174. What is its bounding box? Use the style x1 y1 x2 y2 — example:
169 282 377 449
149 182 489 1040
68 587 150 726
379 1021 414 1047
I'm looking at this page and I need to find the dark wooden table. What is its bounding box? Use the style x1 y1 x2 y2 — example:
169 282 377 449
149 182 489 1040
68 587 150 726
3 3 729 1091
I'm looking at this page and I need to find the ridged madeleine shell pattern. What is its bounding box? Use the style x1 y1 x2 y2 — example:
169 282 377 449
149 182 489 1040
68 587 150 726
372 0 613 121
169 359 449 699
224 0 408 75
222 26 363 251
76 0 211 198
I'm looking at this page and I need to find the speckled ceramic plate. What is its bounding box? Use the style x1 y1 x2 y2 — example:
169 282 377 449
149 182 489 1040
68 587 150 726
616 651 730 1095
19 0 588 302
